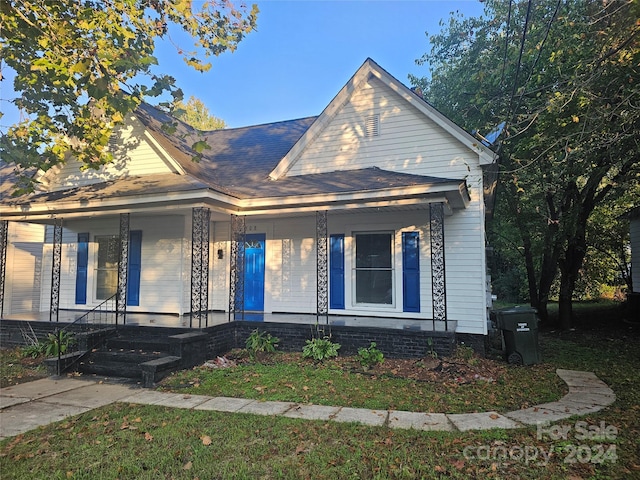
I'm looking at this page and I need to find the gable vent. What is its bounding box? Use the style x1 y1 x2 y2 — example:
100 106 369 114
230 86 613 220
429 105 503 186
365 114 380 138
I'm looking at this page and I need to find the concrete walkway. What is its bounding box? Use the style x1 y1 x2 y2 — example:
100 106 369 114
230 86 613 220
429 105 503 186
0 369 615 440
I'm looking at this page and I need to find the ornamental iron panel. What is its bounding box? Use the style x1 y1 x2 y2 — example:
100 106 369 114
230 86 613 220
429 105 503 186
229 214 246 321
0 220 7 317
50 218 63 322
116 213 130 326
316 210 328 324
191 207 211 328
430 203 447 326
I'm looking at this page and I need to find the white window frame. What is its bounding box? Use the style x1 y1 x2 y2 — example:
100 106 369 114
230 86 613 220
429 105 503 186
351 230 395 309
94 234 119 301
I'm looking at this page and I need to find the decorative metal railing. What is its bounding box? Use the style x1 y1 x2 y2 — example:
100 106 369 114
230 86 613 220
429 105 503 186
54 293 117 375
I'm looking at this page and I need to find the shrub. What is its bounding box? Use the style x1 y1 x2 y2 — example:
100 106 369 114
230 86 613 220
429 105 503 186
22 331 76 358
302 337 340 362
245 329 279 360
357 342 384 370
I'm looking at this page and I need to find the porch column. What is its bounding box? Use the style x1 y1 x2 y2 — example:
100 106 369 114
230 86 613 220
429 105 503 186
116 213 130 325
190 207 210 328
0 220 7 317
316 210 328 324
229 214 246 321
430 203 447 328
50 218 63 322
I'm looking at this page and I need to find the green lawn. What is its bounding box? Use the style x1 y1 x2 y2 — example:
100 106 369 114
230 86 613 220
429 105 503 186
157 352 564 414
0 347 47 388
1 321 639 479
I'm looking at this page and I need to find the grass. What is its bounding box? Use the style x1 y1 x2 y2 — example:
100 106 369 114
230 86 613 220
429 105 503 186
0 347 47 388
157 353 564 414
1 307 639 479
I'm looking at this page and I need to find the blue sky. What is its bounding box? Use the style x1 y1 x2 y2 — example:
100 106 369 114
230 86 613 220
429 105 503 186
0 1 485 130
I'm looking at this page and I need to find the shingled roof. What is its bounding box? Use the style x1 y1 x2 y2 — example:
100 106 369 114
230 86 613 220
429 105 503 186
134 103 465 200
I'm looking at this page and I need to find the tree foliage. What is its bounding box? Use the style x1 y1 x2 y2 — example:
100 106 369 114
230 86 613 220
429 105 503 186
174 96 226 131
0 0 257 192
411 0 639 327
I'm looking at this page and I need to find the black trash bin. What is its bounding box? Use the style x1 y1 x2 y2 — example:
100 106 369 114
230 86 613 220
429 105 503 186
496 306 541 365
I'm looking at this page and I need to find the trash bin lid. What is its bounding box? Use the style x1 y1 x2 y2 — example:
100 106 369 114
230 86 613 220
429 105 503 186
497 305 538 314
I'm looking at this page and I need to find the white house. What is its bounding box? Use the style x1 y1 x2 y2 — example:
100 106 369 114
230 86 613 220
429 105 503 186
0 59 498 340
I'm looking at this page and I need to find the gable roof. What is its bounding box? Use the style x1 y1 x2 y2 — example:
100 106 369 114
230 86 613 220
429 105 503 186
269 58 497 180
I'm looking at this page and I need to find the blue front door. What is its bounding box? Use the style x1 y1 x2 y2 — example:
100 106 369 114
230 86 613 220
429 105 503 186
244 234 265 312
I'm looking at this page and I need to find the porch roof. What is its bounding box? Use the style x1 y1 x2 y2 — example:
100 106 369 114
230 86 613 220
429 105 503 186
0 167 468 219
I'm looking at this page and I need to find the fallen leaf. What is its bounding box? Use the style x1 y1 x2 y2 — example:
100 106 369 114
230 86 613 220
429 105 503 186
134 417 142 423
183 461 193 470
489 413 499 420
201 435 212 446
144 432 153 441
303 386 309 391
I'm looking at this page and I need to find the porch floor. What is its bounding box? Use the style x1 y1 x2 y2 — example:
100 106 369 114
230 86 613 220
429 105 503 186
0 311 457 332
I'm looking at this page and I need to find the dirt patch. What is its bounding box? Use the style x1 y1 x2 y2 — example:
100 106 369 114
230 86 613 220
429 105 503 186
218 349 507 386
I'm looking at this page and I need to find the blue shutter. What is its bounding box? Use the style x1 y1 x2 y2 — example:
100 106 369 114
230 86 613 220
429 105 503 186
329 234 345 309
75 233 89 304
127 231 142 306
402 231 420 312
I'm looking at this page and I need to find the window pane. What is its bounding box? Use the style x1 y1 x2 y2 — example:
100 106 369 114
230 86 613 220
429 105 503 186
96 236 119 299
355 233 391 268
356 270 393 304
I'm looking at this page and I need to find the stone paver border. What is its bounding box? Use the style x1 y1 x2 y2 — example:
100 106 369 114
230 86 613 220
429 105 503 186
0 369 616 439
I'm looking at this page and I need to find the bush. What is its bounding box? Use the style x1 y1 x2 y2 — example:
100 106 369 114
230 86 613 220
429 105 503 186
302 337 340 362
357 342 384 370
22 332 76 358
245 329 279 360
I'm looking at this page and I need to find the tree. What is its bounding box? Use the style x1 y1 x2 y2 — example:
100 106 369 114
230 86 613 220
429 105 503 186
174 96 226 130
411 0 640 328
0 0 258 192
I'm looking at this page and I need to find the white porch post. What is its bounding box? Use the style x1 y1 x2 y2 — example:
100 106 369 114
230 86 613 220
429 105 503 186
430 203 447 328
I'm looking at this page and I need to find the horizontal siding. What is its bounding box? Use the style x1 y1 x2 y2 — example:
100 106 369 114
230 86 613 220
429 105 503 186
5 222 44 314
27 205 487 333
288 77 480 180
632 218 640 293
40 216 186 314
238 207 487 335
45 117 177 191
211 222 230 311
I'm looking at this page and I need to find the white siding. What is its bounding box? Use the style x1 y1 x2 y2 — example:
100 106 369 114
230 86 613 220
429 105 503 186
287 77 478 180
43 117 179 191
210 222 230 311
220 210 488 334
40 216 186 314
278 75 489 334
632 217 640 293
4 222 44 314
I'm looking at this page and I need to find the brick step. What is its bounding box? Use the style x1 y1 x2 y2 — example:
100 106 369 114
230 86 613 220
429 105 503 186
106 336 172 353
78 350 171 379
